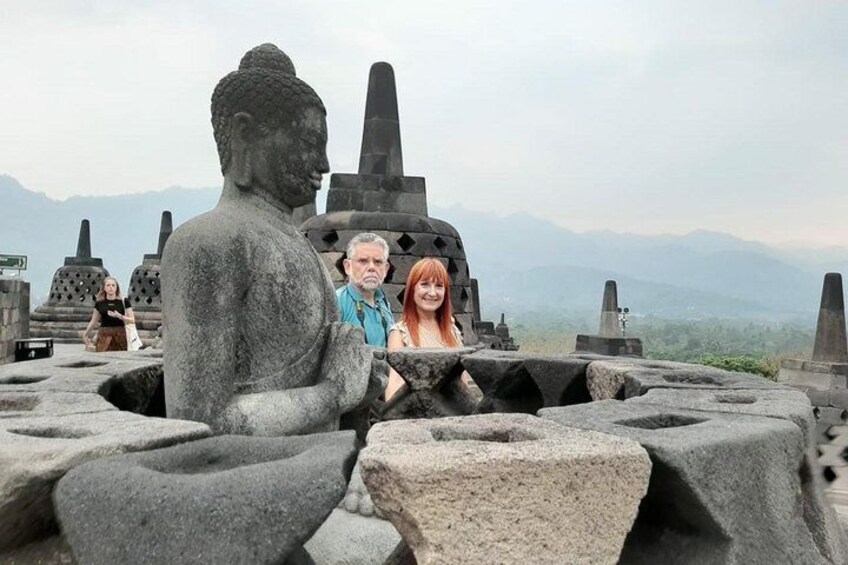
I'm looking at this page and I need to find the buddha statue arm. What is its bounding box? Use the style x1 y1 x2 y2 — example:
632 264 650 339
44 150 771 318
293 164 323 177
219 322 372 436
162 225 245 426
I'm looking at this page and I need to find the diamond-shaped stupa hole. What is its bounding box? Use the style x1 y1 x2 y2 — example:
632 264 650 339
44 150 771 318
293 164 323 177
841 447 848 462
397 233 415 252
146 296 153 305
334 256 346 277
396 289 406 304
824 466 838 483
447 259 459 276
460 287 469 307
322 230 339 246
456 240 463 250
386 262 396 284
434 236 447 251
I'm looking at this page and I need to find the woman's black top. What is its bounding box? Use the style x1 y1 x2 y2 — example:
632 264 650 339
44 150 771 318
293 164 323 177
95 297 132 327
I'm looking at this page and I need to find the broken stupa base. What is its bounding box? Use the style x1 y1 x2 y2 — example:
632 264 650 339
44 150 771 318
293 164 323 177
778 358 848 391
575 334 643 357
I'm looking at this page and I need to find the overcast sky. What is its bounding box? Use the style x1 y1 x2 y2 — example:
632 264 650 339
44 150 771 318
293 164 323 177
1 1 846 246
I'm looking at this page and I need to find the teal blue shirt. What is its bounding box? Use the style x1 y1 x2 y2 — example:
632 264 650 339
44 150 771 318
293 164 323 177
336 284 395 347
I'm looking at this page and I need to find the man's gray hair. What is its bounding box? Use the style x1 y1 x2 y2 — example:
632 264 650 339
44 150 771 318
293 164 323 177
346 232 390 260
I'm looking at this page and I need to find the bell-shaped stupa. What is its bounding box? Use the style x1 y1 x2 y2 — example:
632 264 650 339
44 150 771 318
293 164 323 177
302 62 477 340
30 219 110 342
127 211 171 345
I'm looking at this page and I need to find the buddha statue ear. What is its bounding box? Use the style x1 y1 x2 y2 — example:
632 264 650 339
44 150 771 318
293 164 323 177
230 112 257 191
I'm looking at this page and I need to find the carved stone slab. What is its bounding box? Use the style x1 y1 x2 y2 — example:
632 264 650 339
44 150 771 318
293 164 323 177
0 411 210 551
540 400 845 564
360 413 651 564
55 431 357 565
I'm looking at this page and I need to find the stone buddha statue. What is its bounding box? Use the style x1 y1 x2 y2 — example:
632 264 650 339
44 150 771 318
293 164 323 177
162 44 370 436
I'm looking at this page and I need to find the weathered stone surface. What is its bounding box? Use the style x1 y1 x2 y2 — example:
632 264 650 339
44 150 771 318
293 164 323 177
0 276 30 365
360 413 651 565
163 44 370 436
574 334 643 357
627 387 815 441
585 358 688 400
0 535 75 564
306 463 401 565
0 351 162 397
463 352 590 414
55 431 356 565
523 356 592 406
383 348 477 419
625 367 783 398
540 400 843 564
305 509 400 565
0 411 210 550
779 358 848 390
0 391 116 419
461 351 538 413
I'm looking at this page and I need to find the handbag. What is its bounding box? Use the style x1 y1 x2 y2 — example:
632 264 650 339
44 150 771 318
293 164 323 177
125 324 144 351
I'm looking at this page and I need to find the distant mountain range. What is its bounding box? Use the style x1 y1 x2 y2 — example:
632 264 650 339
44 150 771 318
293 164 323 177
2 174 843 323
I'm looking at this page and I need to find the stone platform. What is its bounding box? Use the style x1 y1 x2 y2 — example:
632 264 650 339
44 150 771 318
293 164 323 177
1 349 846 564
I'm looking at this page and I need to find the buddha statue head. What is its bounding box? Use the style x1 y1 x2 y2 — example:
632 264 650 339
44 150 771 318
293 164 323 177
211 43 329 214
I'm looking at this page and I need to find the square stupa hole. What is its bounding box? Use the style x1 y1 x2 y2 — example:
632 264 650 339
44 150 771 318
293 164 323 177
615 414 706 430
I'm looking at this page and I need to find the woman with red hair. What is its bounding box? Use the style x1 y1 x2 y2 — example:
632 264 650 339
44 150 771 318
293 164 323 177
386 258 463 399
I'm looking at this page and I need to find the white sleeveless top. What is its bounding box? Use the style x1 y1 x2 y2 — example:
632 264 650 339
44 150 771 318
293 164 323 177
390 320 463 348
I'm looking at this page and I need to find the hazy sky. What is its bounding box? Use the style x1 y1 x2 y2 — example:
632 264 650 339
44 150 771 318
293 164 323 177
1 1 846 245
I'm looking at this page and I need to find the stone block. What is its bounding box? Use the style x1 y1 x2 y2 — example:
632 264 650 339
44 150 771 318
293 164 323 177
586 359 694 400
462 351 538 414
383 348 478 420
360 413 651 565
627 387 816 442
540 401 845 564
575 334 643 357
306 461 401 564
0 352 163 396
0 411 210 550
779 359 848 390
0 391 116 420
54 431 357 565
625 367 786 398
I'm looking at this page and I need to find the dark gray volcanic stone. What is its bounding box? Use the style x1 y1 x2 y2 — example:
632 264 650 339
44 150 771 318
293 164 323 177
627 387 815 442
383 348 477 419
54 431 358 565
813 273 848 363
624 366 784 398
462 352 591 414
1 411 210 551
539 401 841 564
461 351 539 414
524 356 592 407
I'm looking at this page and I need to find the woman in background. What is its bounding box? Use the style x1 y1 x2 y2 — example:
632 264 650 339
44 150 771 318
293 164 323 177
83 276 134 352
386 258 463 399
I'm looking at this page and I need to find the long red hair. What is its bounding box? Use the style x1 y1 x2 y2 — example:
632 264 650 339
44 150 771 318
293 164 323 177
402 258 460 347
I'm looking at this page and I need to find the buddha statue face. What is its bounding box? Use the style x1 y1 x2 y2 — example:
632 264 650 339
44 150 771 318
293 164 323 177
211 43 330 213
260 105 329 210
